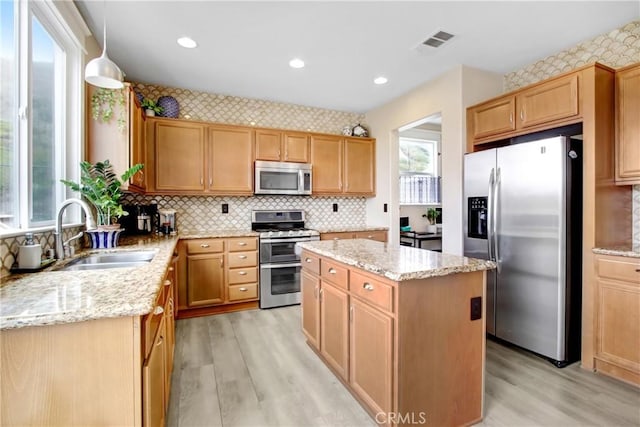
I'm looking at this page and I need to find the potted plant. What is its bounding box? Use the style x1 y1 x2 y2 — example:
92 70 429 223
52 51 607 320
422 208 440 233
141 98 164 117
61 160 143 248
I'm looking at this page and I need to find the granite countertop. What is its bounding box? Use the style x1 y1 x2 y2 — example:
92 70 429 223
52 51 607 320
592 247 640 259
297 239 495 282
313 226 389 233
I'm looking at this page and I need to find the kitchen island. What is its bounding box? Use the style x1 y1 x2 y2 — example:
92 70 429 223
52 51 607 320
297 239 495 427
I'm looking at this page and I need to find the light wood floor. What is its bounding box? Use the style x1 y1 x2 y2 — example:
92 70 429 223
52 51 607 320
167 306 640 427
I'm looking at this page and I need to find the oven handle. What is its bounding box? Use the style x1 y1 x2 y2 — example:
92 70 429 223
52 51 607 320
260 237 319 244
260 262 302 269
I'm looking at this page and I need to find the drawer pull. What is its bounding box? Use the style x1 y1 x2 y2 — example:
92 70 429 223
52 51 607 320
367 235 373 238
333 237 340 241
168 266 174 272
238 242 247 246
200 244 210 248
156 336 164 346
239 287 248 292
164 280 171 287
238 271 247 275
363 282 374 291
238 255 247 259
636 269 640 273
153 306 164 315
328 268 337 274
305 258 313 263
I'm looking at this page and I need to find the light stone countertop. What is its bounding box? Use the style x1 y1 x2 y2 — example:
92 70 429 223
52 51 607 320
178 229 258 239
313 226 389 233
592 247 640 259
297 239 495 282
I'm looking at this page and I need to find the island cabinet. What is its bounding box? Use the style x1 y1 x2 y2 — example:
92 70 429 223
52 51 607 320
310 134 376 196
0 264 176 427
615 62 640 185
320 230 388 243
145 117 254 195
177 236 259 317
467 70 580 147
300 246 486 427
255 128 309 163
593 254 640 385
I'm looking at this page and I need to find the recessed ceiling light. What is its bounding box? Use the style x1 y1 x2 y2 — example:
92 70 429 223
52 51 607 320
374 76 388 85
177 37 197 49
289 58 305 69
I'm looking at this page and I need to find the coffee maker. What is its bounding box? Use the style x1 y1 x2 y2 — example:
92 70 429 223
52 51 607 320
120 204 158 235
157 208 177 235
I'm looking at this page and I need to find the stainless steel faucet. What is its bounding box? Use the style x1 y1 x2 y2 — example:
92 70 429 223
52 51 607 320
54 198 97 260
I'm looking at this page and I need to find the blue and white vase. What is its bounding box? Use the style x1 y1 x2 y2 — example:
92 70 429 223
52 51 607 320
86 229 123 249
157 96 180 118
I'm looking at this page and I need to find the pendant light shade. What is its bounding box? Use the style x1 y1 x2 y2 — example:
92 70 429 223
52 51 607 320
85 3 124 89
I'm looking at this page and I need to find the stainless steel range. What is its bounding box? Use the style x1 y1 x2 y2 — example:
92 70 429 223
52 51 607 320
252 210 319 308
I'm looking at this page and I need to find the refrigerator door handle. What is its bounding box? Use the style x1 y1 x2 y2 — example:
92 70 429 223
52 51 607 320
494 167 501 273
487 168 495 261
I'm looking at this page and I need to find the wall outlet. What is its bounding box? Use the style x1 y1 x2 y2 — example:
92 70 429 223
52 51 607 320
332 203 338 212
222 203 229 214
383 203 388 213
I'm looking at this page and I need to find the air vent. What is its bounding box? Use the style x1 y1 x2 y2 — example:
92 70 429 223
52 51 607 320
422 30 455 48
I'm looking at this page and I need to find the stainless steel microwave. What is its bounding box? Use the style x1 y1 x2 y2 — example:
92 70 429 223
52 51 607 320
254 160 312 195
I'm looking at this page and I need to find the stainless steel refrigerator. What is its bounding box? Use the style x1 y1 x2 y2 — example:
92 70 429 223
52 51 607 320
463 136 582 367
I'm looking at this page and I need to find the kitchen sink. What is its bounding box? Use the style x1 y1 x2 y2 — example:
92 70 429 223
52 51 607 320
55 251 156 271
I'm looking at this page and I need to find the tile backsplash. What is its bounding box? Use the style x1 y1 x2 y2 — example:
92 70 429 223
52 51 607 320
504 19 640 251
121 193 366 232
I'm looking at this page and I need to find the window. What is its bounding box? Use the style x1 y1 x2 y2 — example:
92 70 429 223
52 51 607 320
399 137 440 204
0 0 82 233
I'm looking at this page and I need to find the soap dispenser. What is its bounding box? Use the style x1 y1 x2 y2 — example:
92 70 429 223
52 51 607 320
19 233 42 269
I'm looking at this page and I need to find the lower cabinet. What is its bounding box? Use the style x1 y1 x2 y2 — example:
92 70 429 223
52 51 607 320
594 254 640 385
143 315 166 427
187 253 225 306
320 230 387 243
301 270 320 348
319 282 349 381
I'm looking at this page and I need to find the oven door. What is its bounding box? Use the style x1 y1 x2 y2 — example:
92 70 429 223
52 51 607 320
260 238 302 264
260 262 302 308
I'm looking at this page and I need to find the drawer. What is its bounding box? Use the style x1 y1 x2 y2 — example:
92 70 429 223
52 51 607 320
321 259 349 290
354 230 387 242
301 251 320 275
143 285 168 359
597 257 640 285
228 283 258 301
320 232 354 241
227 251 258 268
350 270 394 313
228 267 258 284
228 237 257 252
186 238 224 254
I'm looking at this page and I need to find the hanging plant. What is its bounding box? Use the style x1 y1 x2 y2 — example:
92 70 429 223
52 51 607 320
90 88 127 132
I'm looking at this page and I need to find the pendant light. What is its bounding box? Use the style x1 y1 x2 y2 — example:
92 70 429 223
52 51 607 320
84 1 124 89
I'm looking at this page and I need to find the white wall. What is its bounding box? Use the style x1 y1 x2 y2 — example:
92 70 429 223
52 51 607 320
364 65 503 255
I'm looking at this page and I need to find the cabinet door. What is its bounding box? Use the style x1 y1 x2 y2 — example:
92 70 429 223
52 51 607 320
310 135 343 194
516 73 579 129
283 132 309 163
615 64 640 183
164 280 175 407
154 120 206 191
344 138 375 195
320 282 349 381
129 90 146 190
209 127 254 194
143 316 166 427
255 129 282 161
187 253 225 307
301 270 320 349
469 95 516 140
350 298 393 415
353 230 387 243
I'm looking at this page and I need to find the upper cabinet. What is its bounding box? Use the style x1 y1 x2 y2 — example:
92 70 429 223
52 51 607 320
615 63 640 185
467 71 581 149
86 84 146 192
255 129 309 163
209 126 254 193
310 135 375 196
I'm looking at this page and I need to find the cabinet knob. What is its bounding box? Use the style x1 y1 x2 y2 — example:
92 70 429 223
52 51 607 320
363 282 374 291
238 242 247 246
154 306 164 315
239 287 248 292
200 243 210 248
168 266 174 272
164 280 171 287
239 255 247 259
328 268 336 274
367 235 373 239
333 237 339 241
305 258 312 263
636 269 640 272
238 271 247 275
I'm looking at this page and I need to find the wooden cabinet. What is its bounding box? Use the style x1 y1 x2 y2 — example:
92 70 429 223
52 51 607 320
255 129 309 163
310 135 375 196
147 118 253 195
143 315 166 427
179 237 259 315
87 84 146 192
344 137 375 194
615 63 640 184
594 254 640 385
320 230 387 243
350 297 393 415
301 249 485 426
209 126 254 193
467 71 581 148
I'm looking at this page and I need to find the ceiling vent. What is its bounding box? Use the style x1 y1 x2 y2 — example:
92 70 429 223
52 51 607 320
422 31 455 48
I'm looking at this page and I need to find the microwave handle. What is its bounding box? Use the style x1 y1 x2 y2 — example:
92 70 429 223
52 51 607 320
299 169 304 191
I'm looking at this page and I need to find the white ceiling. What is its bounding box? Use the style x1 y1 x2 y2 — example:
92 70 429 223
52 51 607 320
74 1 639 113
